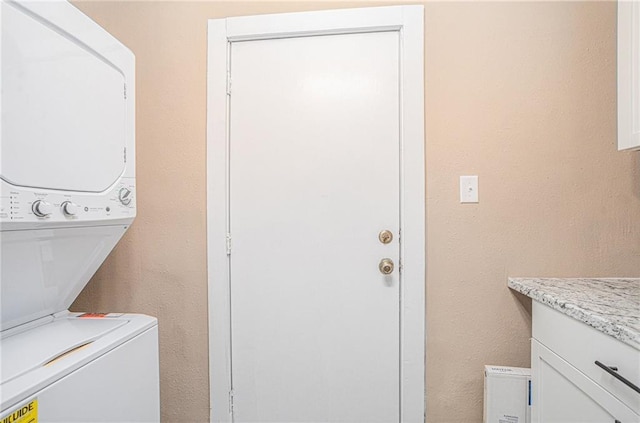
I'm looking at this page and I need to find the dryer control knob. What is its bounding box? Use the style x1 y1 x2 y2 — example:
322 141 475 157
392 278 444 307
32 200 53 217
61 201 80 216
118 187 132 206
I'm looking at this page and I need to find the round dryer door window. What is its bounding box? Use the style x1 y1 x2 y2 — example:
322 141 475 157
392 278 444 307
1 2 126 193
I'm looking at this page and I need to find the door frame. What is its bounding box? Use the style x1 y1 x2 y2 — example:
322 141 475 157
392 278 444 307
206 6 425 422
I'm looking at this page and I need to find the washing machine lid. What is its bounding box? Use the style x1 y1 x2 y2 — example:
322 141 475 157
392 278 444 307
1 0 127 193
0 313 157 413
0 225 130 332
1 317 127 385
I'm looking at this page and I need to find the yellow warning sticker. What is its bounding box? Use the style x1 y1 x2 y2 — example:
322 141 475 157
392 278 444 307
1 399 38 423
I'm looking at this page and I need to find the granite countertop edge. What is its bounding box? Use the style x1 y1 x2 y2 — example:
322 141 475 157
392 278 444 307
508 278 640 351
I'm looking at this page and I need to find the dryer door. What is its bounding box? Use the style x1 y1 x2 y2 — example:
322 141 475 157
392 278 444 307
1 1 126 193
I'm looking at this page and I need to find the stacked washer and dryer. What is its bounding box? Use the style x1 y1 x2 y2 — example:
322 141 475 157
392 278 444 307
1 1 159 421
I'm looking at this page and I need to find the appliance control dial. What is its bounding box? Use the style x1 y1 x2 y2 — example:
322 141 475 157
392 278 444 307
118 188 132 206
61 201 80 216
32 200 53 217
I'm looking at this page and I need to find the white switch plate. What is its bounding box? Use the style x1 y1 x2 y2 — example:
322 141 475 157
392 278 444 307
460 175 478 203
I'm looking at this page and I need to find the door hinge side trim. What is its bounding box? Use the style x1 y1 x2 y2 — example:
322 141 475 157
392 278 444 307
398 228 402 274
226 233 232 255
229 390 234 414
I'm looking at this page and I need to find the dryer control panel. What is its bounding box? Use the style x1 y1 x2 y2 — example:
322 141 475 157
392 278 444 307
0 178 136 226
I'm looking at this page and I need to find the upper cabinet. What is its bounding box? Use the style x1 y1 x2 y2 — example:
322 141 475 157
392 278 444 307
618 0 640 151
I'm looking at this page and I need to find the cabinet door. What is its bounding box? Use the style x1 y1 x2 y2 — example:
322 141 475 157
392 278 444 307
618 0 640 151
531 340 639 423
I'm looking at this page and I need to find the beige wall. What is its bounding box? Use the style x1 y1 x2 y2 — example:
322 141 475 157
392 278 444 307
71 1 640 422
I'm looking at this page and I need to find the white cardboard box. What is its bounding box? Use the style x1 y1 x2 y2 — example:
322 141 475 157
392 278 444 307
483 365 531 423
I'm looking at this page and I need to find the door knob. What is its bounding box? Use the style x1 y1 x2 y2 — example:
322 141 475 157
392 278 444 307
379 258 394 275
378 230 393 244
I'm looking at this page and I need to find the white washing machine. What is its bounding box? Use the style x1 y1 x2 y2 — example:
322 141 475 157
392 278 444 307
0 1 160 422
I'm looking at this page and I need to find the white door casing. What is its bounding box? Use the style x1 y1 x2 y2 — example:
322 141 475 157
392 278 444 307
617 0 640 151
207 6 425 423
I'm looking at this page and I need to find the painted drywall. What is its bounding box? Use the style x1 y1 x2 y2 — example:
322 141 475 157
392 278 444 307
71 1 640 422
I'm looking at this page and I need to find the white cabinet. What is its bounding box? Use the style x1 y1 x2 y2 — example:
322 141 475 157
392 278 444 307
530 302 640 423
532 341 636 423
618 0 640 151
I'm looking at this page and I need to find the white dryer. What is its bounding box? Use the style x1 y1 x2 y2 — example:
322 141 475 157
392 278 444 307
0 1 159 422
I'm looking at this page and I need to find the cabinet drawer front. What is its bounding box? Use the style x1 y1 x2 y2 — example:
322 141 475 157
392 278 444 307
532 340 639 423
533 302 640 414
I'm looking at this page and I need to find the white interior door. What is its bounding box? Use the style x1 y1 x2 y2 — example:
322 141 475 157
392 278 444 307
228 31 400 423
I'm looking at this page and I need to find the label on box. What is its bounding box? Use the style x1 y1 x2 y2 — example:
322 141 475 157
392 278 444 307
1 399 38 423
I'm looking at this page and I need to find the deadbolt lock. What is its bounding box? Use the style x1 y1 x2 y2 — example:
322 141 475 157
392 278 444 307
379 258 394 275
378 230 393 244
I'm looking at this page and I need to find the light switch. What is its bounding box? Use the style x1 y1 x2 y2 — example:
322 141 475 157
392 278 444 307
460 175 478 203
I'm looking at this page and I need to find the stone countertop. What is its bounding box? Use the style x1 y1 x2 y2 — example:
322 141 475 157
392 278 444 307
508 278 640 350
